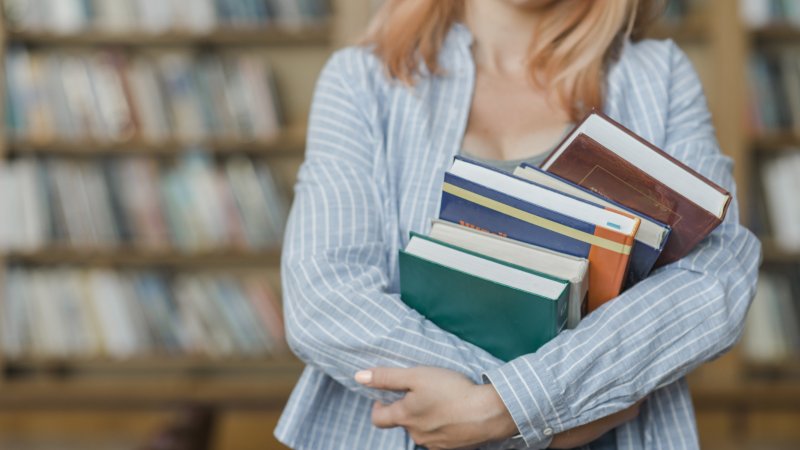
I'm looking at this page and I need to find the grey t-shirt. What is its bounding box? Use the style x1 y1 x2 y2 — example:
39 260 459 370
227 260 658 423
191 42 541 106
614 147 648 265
459 151 550 173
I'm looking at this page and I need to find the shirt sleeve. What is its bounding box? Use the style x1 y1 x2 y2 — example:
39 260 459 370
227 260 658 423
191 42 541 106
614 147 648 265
482 43 762 448
281 49 503 404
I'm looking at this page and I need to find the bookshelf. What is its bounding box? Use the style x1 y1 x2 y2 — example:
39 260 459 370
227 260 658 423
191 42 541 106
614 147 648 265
0 0 373 448
1 0 795 448
653 0 800 448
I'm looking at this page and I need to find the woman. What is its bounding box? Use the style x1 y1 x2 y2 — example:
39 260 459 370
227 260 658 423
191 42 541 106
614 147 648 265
275 0 761 449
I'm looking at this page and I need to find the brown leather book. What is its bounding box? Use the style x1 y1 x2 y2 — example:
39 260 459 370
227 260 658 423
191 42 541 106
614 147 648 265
541 111 732 266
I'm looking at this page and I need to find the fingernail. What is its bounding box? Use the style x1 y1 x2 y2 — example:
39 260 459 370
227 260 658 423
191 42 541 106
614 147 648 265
355 370 373 384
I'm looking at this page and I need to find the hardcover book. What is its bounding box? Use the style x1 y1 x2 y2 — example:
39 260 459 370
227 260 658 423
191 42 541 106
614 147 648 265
540 111 731 265
399 233 570 361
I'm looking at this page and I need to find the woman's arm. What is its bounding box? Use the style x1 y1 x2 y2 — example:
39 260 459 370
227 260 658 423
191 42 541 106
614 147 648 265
282 49 502 403
481 43 762 448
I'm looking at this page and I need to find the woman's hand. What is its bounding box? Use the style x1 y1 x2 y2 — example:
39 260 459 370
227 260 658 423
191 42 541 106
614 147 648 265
354 367 517 450
356 366 645 450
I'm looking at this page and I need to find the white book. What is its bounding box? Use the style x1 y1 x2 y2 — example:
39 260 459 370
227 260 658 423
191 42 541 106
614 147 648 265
16 159 48 251
79 163 119 247
57 55 106 140
87 270 140 358
46 0 88 33
158 53 207 142
174 276 235 357
0 166 15 250
2 270 30 358
90 54 134 141
762 153 800 251
135 0 173 33
272 0 304 27
239 56 280 140
126 57 172 141
225 158 276 247
183 157 227 249
739 0 772 28
61 270 101 357
174 0 216 32
743 274 790 362
30 271 68 358
429 220 588 328
93 0 137 32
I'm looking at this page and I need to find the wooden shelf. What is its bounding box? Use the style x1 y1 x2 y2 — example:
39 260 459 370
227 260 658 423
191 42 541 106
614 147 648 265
743 359 800 379
691 379 800 410
4 357 300 376
5 24 331 47
751 24 800 43
647 17 709 42
5 247 282 267
760 239 800 264
8 126 307 157
0 361 305 409
751 133 800 153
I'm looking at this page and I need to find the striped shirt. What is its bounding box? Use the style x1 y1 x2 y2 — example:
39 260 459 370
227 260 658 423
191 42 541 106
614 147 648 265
274 23 762 450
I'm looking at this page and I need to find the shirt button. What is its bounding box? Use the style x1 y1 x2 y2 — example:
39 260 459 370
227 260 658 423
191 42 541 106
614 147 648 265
543 427 553 436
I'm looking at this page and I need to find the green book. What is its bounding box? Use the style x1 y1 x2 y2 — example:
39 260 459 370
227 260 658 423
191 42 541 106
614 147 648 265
399 233 570 362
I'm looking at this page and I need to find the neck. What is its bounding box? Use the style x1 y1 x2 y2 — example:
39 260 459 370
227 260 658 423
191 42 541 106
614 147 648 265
464 0 548 75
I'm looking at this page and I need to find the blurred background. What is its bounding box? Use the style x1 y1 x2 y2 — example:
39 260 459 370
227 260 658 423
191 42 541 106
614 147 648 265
0 0 797 449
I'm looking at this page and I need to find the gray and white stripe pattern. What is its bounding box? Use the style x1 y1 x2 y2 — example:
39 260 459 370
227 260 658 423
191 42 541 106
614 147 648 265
274 23 761 450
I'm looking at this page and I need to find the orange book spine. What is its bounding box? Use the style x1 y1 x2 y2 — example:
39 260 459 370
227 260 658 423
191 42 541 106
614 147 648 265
586 217 638 312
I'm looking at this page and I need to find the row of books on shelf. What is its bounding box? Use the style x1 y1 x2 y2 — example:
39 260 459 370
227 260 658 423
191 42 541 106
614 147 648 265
748 50 800 133
399 112 731 361
0 155 289 252
1 268 286 360
754 150 800 251
5 48 283 144
743 269 800 363
741 0 800 28
3 0 328 34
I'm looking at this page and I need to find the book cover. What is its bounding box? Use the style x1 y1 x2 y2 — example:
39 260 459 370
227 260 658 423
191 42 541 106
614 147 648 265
541 111 731 266
399 233 569 361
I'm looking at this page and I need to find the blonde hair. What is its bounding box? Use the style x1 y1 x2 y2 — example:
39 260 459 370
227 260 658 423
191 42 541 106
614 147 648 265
363 0 665 121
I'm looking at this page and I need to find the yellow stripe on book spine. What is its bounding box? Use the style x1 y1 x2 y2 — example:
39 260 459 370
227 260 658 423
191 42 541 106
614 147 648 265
443 182 632 255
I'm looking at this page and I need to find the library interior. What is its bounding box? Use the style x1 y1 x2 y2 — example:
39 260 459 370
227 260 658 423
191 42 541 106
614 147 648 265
0 0 798 449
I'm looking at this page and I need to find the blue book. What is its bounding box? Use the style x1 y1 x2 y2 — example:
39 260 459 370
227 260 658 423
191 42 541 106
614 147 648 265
514 163 671 286
438 157 640 312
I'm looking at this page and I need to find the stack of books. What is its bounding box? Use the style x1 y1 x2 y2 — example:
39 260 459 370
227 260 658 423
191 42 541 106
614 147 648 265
1 268 286 360
3 0 329 33
0 155 289 252
400 111 732 361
